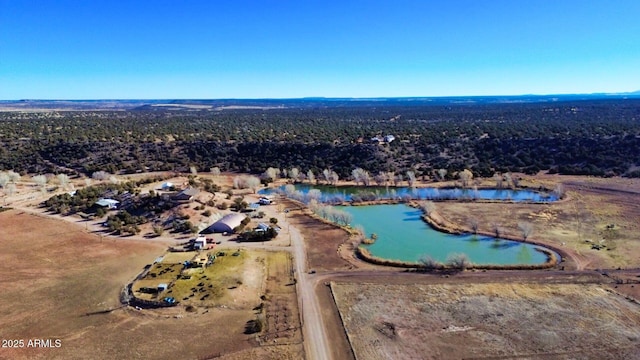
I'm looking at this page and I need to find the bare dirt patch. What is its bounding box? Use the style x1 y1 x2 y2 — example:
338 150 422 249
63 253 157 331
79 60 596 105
284 205 353 272
260 251 302 346
332 282 640 360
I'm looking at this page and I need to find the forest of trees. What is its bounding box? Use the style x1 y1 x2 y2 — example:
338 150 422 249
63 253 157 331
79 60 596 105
0 98 639 178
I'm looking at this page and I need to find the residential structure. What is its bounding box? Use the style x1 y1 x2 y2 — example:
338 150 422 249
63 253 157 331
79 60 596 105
370 134 395 143
95 198 119 209
173 187 199 202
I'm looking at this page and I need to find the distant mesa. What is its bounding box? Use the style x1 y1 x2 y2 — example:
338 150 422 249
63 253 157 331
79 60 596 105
1 92 640 112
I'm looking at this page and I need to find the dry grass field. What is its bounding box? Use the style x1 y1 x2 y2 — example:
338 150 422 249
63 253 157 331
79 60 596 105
331 282 640 360
0 210 302 360
283 200 354 272
132 250 260 308
436 176 640 270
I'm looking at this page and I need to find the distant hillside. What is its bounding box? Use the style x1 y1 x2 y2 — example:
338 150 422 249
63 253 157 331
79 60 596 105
1 93 640 111
1 98 639 179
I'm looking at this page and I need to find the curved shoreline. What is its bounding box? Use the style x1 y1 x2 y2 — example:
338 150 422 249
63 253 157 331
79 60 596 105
272 187 565 271
356 242 559 271
354 203 561 270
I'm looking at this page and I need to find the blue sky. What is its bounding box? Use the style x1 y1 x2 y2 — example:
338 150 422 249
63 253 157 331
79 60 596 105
1 0 639 99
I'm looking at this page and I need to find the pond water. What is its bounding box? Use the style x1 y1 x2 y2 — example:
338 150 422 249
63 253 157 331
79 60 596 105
341 204 550 265
261 184 557 202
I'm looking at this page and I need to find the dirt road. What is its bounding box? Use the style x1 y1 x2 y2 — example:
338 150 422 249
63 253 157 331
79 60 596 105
289 223 333 360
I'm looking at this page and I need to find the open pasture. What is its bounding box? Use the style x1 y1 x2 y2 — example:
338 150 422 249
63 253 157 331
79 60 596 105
0 210 301 359
332 281 640 360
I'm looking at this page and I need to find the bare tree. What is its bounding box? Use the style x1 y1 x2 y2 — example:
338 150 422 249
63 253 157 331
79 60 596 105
233 175 260 192
190 166 198 175
389 188 397 200
210 167 221 176
233 176 244 189
246 176 261 193
458 169 473 188
283 184 296 196
469 218 479 234
307 189 322 203
84 178 92 187
553 184 565 199
386 171 395 186
419 255 442 271
7 170 21 183
374 172 387 186
0 172 9 188
511 175 521 188
5 182 16 196
263 167 278 182
306 170 315 184
289 167 300 182
518 221 534 240
330 171 339 186
32 174 47 188
471 185 479 200
56 174 70 190
437 168 447 182
491 222 503 238
362 171 371 186
394 174 403 186
92 171 109 181
446 253 471 271
338 211 353 226
352 168 370 186
308 199 320 213
504 173 513 188
493 173 503 189
32 174 47 195
406 171 416 188
322 169 331 184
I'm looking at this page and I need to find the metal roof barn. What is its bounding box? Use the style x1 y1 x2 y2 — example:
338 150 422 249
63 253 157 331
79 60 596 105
202 213 246 233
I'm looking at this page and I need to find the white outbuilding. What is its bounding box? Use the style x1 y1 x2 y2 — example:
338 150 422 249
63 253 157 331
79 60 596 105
203 213 246 233
95 198 119 209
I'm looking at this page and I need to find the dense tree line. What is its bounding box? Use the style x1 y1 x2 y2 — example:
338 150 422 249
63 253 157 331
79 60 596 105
1 99 639 178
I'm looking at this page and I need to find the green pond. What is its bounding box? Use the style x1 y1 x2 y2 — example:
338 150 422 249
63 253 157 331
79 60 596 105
341 204 551 265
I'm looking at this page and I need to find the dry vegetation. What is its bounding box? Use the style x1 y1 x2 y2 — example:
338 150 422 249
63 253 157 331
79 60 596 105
283 201 353 272
332 282 640 360
132 250 252 306
436 176 640 270
260 251 302 345
0 210 301 359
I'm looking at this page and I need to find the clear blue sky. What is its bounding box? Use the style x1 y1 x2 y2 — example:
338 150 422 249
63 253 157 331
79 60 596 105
1 0 639 99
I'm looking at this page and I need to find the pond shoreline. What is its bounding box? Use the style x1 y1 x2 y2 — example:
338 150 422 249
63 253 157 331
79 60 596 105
358 202 563 270
261 183 561 203
268 185 566 271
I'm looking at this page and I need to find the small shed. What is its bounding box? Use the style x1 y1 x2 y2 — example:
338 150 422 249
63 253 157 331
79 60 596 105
193 236 207 250
161 182 174 190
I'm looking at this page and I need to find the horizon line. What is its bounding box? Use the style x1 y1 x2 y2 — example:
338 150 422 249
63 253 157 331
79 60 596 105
2 90 640 102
